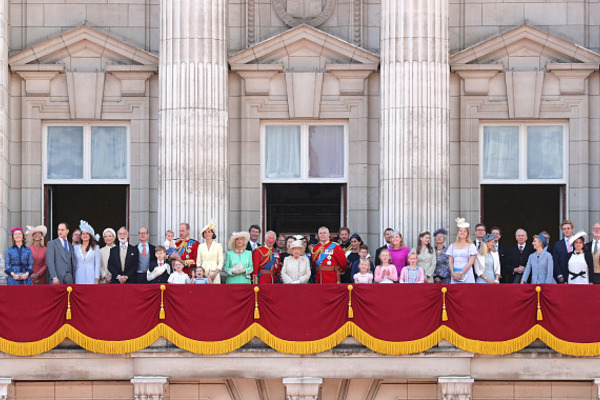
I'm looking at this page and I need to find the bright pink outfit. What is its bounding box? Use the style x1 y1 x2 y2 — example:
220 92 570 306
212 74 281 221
388 246 410 276
374 264 398 283
399 266 425 283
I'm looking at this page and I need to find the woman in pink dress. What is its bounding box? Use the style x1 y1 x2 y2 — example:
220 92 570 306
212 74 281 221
388 230 410 277
26 225 48 285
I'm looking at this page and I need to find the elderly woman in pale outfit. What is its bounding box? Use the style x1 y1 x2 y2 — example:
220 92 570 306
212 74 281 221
26 225 48 285
74 220 101 284
416 231 436 283
521 234 555 284
99 228 116 284
196 220 224 283
223 231 253 284
281 240 311 284
474 233 501 283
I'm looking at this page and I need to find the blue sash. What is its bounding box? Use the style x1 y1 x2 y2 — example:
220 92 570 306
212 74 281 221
259 256 276 275
316 243 336 266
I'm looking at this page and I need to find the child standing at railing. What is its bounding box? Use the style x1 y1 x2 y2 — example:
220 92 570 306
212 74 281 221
374 249 398 283
399 252 425 283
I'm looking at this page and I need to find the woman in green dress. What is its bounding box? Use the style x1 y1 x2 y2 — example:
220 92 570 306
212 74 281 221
224 231 253 283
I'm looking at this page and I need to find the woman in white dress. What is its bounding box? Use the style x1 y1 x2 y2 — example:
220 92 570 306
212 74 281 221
99 228 116 284
447 218 477 284
74 220 101 284
567 231 593 284
281 240 311 284
196 220 224 283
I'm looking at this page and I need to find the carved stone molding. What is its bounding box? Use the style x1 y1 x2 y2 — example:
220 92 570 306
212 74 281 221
546 63 598 95
11 65 64 96
438 377 474 400
273 0 336 28
106 65 157 97
131 377 168 400
283 377 322 400
505 70 544 118
452 64 503 96
0 378 11 400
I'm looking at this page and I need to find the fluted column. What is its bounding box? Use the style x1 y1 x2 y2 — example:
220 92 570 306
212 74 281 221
158 0 228 240
0 0 9 283
380 0 449 244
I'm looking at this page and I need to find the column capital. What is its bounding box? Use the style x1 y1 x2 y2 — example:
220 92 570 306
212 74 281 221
0 378 12 400
282 377 323 400
438 377 474 400
593 378 600 399
130 377 168 400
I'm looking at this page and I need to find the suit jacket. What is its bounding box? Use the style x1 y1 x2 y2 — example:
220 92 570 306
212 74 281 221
246 241 261 252
107 244 139 283
46 238 74 284
136 243 157 271
586 240 600 284
552 238 572 282
503 243 534 283
496 243 509 276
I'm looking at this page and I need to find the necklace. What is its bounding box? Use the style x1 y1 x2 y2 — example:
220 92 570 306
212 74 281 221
234 248 244 254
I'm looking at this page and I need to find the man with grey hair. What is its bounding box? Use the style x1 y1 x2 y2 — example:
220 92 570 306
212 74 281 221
503 228 534 283
107 226 139 284
252 230 280 284
587 223 600 284
311 226 347 283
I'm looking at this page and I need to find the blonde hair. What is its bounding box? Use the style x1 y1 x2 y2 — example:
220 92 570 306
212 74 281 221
165 230 174 236
172 259 185 269
454 227 473 245
378 248 391 263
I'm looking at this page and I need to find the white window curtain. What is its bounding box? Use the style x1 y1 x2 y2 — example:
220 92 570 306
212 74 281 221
308 125 344 178
483 126 519 179
265 125 301 178
47 126 83 179
91 126 128 179
527 126 563 179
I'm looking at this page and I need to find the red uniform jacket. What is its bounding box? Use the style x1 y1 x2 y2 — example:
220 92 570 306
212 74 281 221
252 245 280 284
311 241 347 283
174 237 199 275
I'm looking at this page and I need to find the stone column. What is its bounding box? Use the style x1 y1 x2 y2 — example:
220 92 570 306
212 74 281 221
131 377 168 400
158 0 229 240
0 0 9 284
0 378 12 399
438 377 474 400
379 0 449 244
594 378 600 400
282 378 322 400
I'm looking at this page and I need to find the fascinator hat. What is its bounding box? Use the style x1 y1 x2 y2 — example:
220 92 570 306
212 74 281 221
455 218 470 229
79 220 100 241
201 220 216 235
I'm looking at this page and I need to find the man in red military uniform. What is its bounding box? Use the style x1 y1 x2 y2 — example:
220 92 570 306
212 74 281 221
311 226 347 284
170 222 199 276
252 230 280 284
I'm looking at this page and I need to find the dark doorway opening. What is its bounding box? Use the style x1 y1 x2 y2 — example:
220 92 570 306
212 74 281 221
45 185 129 244
482 184 563 248
264 183 345 236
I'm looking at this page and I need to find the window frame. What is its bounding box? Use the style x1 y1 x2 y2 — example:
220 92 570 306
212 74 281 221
479 121 569 185
43 122 130 184
260 120 349 183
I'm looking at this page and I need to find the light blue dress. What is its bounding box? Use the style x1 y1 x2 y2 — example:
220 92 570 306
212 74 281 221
476 253 496 283
73 244 101 284
522 250 555 284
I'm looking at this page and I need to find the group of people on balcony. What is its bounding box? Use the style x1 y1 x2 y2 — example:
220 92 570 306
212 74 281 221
4 217 599 286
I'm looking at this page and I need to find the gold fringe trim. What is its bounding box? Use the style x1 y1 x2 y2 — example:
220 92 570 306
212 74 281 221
254 323 352 354
351 324 443 355
0 325 69 356
160 324 255 355
65 324 163 354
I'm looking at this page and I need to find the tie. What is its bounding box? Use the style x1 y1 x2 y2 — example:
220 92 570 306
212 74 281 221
594 242 598 255
63 239 69 253
122 244 127 251
519 245 523 253
477 241 481 250
567 239 572 252
142 245 147 257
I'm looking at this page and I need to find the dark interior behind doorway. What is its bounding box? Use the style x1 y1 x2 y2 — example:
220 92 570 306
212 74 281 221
482 185 562 248
45 185 128 244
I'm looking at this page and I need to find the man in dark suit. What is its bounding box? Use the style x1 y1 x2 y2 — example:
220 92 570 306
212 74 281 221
474 223 486 250
374 227 393 266
246 224 261 251
46 222 74 284
108 227 139 284
587 222 600 284
552 220 574 283
490 227 508 278
503 228 534 283
135 226 156 284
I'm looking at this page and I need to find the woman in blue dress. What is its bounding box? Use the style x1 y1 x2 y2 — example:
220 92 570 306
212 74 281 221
73 220 101 284
5 227 33 285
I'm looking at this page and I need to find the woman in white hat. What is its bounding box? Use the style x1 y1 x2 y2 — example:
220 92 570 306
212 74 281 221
196 220 224 283
100 228 116 284
567 231 593 285
447 218 477 284
281 240 311 284
26 225 48 285
223 231 253 284
74 220 101 284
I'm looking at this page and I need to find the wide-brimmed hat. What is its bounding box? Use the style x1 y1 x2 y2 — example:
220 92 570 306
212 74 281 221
228 231 250 250
289 240 305 250
26 225 47 243
201 220 216 235
79 220 100 241
569 231 588 247
455 218 470 229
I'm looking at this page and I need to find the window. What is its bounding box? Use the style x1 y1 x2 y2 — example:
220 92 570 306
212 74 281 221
262 122 347 182
481 123 567 183
44 123 129 183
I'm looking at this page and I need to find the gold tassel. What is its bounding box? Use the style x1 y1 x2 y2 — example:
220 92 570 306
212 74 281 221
441 287 448 322
347 285 354 319
66 286 73 320
159 285 166 320
536 286 543 321
254 286 260 319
